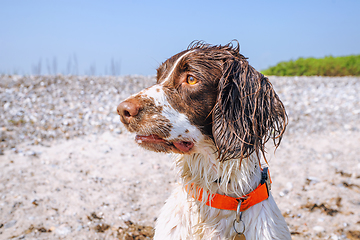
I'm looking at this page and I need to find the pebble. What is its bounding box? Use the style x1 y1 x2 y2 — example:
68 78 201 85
55 225 72 235
286 182 293 190
313 225 325 232
330 234 340 240
307 176 320 185
279 190 288 197
4 220 17 228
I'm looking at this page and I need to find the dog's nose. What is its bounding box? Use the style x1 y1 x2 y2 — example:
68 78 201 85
117 99 141 124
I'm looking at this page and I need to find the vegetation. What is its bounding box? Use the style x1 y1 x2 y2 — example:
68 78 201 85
261 55 360 76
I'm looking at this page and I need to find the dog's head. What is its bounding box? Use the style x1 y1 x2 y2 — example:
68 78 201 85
117 42 287 161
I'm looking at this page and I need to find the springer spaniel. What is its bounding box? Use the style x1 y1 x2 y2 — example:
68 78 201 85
117 42 291 240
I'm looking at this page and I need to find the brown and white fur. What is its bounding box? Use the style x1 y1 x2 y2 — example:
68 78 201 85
117 42 291 239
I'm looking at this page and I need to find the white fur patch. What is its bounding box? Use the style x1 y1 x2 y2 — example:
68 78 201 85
163 104 202 142
142 85 165 107
161 50 195 85
140 84 203 144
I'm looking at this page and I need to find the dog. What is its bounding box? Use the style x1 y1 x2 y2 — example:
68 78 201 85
117 41 291 239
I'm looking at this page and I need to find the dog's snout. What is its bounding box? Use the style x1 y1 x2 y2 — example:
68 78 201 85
117 99 141 124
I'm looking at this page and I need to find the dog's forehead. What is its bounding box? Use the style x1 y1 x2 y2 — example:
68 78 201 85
157 50 196 84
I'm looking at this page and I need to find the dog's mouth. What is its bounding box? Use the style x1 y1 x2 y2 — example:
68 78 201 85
135 134 194 153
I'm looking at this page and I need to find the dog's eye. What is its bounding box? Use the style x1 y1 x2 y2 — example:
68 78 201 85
187 76 197 85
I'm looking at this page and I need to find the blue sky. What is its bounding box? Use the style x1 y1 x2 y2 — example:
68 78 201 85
1 0 359 76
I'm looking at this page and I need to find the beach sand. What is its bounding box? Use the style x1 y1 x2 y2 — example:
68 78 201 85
1 75 360 239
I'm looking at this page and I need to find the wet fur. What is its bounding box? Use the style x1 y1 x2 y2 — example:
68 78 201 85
118 41 291 239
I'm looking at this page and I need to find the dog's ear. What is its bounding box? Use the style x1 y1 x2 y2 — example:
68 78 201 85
212 56 288 162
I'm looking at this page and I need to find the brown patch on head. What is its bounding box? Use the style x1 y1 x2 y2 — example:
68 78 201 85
185 129 189 133
156 46 226 136
156 41 287 161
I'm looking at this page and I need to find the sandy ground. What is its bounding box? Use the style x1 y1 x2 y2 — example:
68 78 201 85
1 75 360 240
1 129 360 239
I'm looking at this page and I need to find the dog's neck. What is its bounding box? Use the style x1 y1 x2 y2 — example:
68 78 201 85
175 140 262 198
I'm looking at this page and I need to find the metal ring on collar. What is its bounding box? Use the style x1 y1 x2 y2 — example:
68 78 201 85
233 219 245 235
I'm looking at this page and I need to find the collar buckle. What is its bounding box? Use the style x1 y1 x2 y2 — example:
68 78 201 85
261 167 271 195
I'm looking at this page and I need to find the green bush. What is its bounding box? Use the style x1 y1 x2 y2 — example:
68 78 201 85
261 55 360 76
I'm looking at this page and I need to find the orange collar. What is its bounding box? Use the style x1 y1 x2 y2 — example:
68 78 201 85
186 168 271 212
